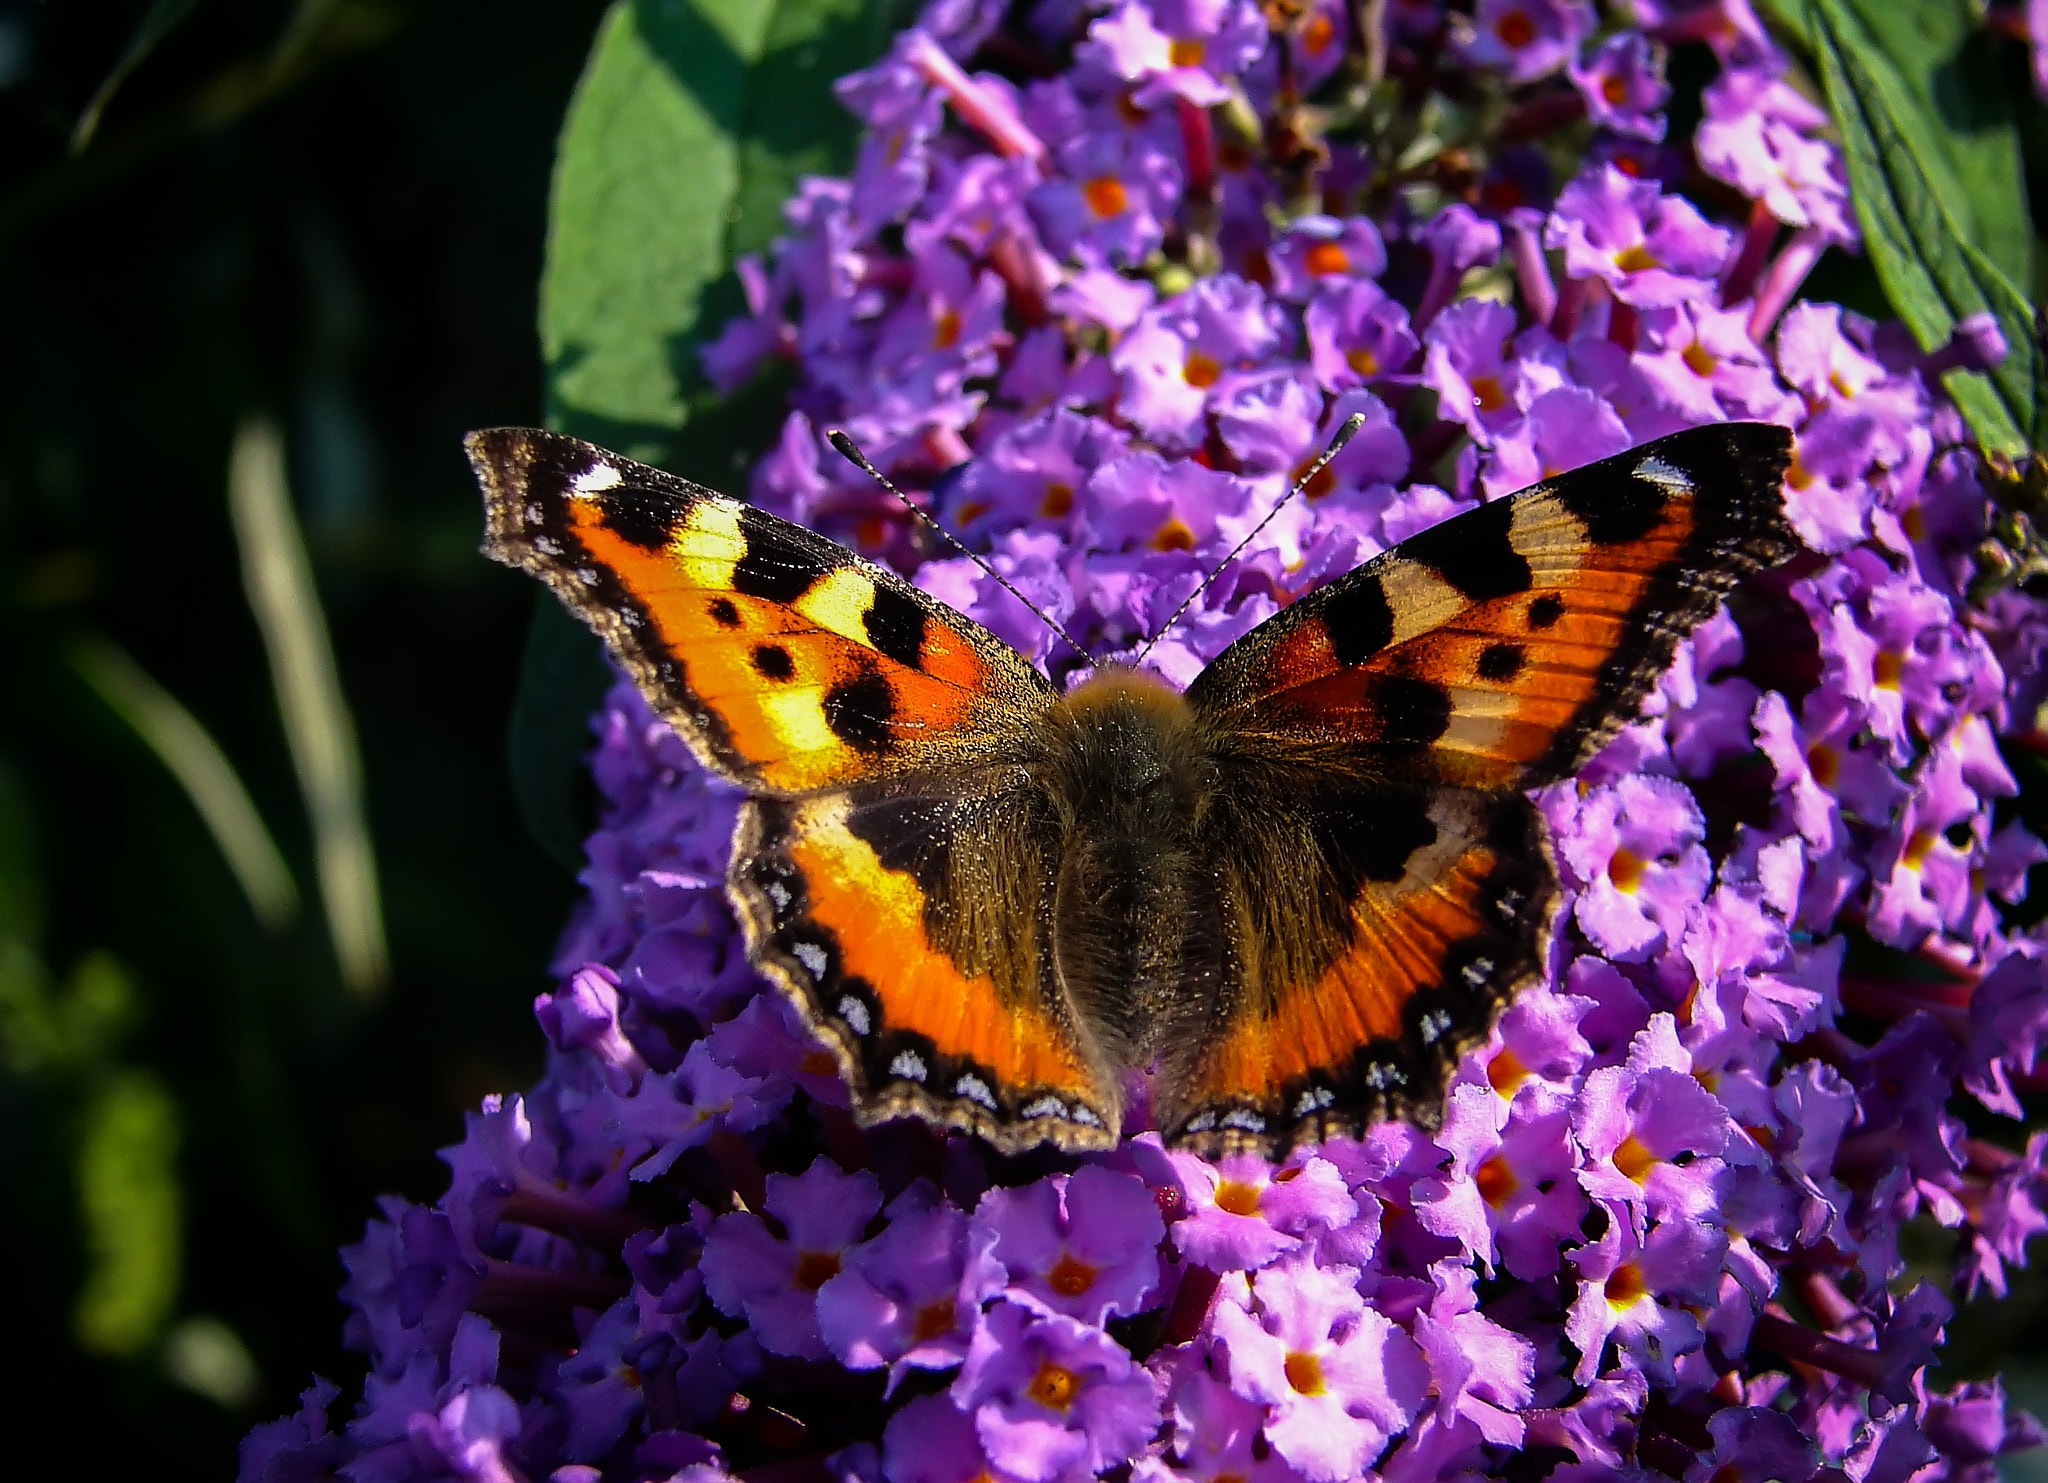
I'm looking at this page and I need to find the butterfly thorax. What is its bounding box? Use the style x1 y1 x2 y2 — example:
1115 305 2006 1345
1035 669 1222 1065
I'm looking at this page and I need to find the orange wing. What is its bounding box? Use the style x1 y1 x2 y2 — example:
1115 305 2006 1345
469 429 1121 1148
1186 423 1797 793
469 428 1055 795
1164 423 1796 1155
731 784 1124 1151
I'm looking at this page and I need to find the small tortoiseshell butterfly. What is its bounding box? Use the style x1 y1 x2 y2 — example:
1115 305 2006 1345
468 422 1795 1158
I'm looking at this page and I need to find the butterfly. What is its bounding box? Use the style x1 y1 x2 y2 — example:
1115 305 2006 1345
468 421 1795 1158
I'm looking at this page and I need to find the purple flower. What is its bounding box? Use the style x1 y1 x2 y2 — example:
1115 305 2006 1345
1210 1257 1429 1480
1459 0 1595 82
701 1157 883 1359
1546 165 1733 308
1081 0 1268 108
818 1182 985 1386
1030 129 1183 267
1169 1152 1357 1270
1267 215 1388 301
971 1165 1167 1323
1304 280 1419 391
1112 274 1289 444
1138 1364 1306 1483
1570 33 1670 140
952 1295 1160 1482
1551 772 1713 962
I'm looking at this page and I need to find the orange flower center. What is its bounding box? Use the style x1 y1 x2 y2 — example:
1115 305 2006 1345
1214 1179 1263 1217
1806 743 1840 787
1083 176 1129 219
933 310 962 349
1495 10 1537 47
1475 1152 1518 1207
794 1251 842 1290
1471 373 1508 411
1302 13 1335 52
912 1299 957 1342
1284 1351 1327 1395
1681 340 1719 378
1612 243 1660 273
1152 516 1196 552
1291 456 1338 501
1873 651 1904 689
1605 1262 1648 1309
1601 74 1631 107
1608 847 1647 893
1028 1361 1081 1411
1169 37 1206 67
1182 350 1223 387
1487 1045 1529 1095
1903 829 1937 869
1305 241 1351 276
1046 1253 1101 1298
1345 346 1381 378
800 1048 838 1076
1040 480 1074 517
1613 1134 1656 1183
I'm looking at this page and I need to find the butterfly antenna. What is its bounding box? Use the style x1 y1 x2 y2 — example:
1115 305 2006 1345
1131 411 1367 668
826 430 1095 667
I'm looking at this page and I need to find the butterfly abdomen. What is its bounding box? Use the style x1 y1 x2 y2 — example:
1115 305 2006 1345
1038 670 1223 1064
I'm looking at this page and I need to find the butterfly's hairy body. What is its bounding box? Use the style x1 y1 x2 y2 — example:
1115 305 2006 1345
1029 670 1222 1073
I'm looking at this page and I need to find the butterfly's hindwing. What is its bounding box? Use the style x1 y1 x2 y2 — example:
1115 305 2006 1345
728 782 1124 1152
469 428 1056 795
1160 784 1552 1155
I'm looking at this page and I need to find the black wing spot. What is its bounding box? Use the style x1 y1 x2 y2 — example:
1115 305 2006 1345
732 506 835 602
1402 496 1532 600
752 644 795 681
1527 593 1564 629
1476 643 1526 682
1373 675 1453 751
597 483 686 551
823 668 898 753
1557 465 1671 545
1313 787 1439 891
864 583 929 668
1322 575 1396 667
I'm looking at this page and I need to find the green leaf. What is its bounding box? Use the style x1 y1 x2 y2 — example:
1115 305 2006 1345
1768 1 2030 288
517 0 908 865
541 0 909 463
73 1066 182 1357
1812 0 2042 457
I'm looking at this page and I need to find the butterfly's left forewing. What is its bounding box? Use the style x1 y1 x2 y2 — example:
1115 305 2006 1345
470 429 1124 1149
1167 423 1796 1154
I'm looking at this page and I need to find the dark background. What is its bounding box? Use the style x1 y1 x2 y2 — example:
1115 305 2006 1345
0 0 607 1471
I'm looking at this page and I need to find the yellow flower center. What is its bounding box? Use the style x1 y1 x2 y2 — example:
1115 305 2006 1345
1028 1361 1081 1411
1608 847 1647 893
1214 1179 1263 1217
1605 1262 1649 1309
1284 1351 1327 1395
1182 350 1222 387
1613 1134 1656 1183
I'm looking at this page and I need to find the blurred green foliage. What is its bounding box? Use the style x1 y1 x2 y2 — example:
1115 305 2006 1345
0 0 608 1470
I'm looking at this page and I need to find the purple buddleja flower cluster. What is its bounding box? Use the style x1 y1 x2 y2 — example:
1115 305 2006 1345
245 3 2048 1481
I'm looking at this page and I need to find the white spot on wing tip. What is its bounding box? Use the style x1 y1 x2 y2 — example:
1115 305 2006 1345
791 942 828 980
836 996 871 1037
572 463 623 496
890 1049 928 1083
955 1074 998 1109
